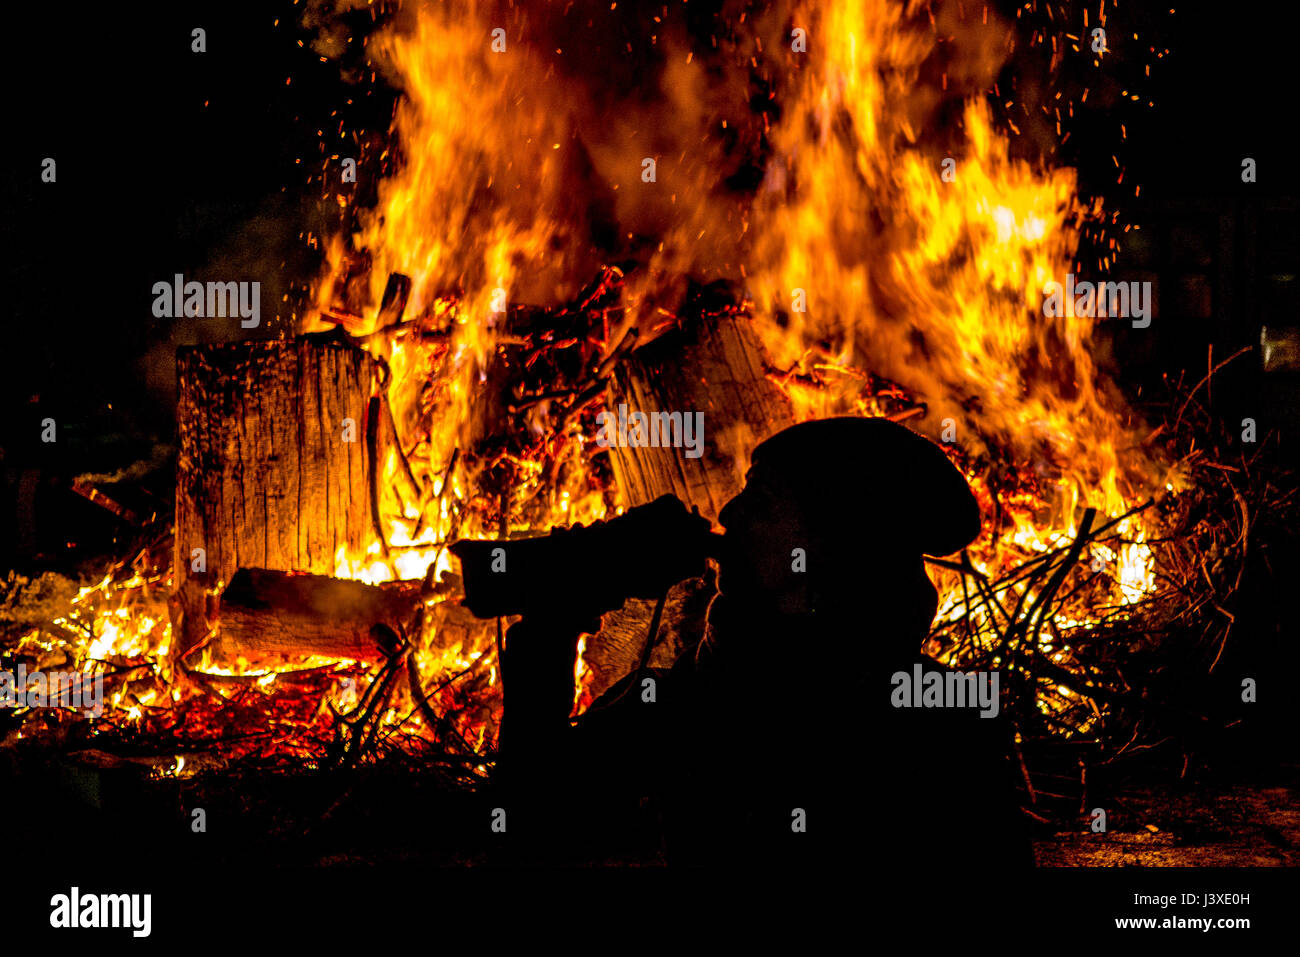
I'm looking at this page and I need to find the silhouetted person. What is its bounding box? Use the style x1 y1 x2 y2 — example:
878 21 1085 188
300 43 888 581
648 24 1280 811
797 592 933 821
454 416 1030 868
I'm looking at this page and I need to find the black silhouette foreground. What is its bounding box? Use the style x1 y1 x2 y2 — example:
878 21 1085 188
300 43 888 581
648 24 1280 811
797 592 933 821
452 416 1031 867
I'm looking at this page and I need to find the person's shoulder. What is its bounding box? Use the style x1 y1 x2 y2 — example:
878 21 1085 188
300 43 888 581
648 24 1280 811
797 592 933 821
576 665 680 727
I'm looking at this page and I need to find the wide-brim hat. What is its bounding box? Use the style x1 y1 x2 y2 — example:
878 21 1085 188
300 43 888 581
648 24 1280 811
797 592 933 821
747 416 981 557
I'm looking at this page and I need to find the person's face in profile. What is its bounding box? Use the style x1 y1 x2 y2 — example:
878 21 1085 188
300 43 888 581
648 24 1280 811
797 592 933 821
717 464 817 615
717 463 942 643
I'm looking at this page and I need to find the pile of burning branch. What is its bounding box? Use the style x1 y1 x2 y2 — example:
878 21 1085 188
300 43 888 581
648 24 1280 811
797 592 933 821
924 346 1293 819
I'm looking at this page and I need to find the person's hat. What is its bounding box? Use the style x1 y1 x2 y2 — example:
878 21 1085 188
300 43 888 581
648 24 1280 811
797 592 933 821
747 416 981 557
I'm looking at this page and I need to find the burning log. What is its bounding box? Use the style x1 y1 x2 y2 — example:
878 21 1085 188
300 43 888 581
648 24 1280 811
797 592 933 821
606 311 794 521
209 568 485 666
212 568 420 663
172 336 377 661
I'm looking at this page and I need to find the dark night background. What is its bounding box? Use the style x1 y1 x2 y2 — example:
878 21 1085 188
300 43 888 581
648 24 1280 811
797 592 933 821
0 0 1296 932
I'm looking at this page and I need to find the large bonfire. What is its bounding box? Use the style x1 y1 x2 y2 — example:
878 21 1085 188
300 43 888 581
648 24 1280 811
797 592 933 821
8 2 1232 789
